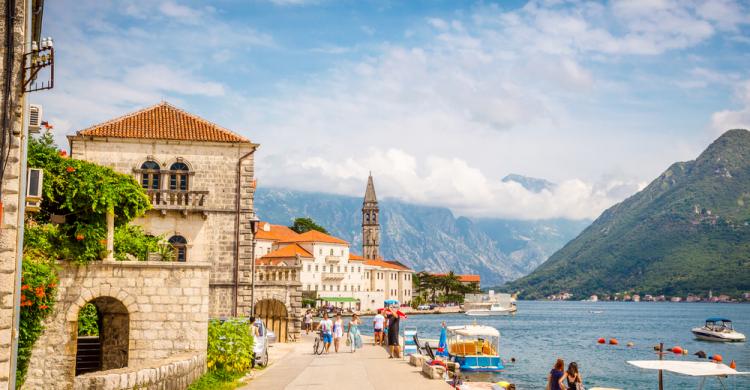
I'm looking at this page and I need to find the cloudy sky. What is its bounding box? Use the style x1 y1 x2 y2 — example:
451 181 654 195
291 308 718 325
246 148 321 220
36 0 750 220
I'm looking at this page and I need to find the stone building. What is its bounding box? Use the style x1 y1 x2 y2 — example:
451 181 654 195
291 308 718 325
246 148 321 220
0 1 45 388
68 103 301 338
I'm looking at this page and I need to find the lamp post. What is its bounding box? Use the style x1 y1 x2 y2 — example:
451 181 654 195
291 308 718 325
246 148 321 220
249 213 260 317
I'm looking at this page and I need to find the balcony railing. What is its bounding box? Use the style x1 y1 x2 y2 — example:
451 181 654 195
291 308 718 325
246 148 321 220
325 255 341 263
322 272 345 280
147 190 209 214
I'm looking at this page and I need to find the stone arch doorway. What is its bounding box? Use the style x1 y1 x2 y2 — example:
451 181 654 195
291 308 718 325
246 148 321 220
75 296 130 375
254 299 288 343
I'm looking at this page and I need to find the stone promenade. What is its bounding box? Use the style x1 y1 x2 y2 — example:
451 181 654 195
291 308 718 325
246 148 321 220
241 334 450 390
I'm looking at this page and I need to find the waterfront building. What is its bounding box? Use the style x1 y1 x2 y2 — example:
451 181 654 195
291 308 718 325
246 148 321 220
254 175 414 311
69 102 302 338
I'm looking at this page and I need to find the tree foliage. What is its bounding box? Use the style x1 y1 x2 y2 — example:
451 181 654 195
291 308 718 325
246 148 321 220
412 271 481 304
289 217 329 234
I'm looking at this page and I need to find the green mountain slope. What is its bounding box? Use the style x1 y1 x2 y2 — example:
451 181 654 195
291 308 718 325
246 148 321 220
505 129 750 299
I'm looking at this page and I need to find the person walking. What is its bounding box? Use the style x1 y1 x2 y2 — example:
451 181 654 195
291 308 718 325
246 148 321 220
346 313 363 353
385 309 401 358
373 309 385 346
316 312 333 354
566 362 584 390
547 358 566 390
333 313 344 353
303 310 313 335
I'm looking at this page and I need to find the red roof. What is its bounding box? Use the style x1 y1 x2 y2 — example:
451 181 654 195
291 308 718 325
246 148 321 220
431 273 480 283
364 259 411 271
284 230 348 245
348 253 366 262
75 102 251 143
255 223 300 242
261 244 313 259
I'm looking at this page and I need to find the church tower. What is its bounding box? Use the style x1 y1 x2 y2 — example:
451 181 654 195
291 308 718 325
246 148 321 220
362 173 380 259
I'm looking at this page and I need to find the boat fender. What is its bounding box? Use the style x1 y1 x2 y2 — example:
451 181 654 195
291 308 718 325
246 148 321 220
710 354 723 363
430 360 447 367
609 338 618 345
730 360 736 369
671 346 682 354
626 342 634 347
597 338 606 344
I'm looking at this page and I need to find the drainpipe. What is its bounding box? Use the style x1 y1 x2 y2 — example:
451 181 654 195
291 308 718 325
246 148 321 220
9 0 31 387
233 145 257 317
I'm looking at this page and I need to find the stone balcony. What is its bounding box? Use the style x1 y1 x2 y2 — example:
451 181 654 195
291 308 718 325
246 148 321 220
147 190 209 217
322 272 345 280
325 255 342 264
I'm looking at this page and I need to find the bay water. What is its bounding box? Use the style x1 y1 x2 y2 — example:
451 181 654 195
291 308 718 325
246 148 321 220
360 301 750 389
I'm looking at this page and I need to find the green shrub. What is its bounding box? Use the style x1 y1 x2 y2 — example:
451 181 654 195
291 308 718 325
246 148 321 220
187 370 244 390
77 303 99 336
16 257 58 388
207 319 254 374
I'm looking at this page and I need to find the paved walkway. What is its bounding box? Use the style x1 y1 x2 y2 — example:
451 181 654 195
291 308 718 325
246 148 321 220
241 333 450 390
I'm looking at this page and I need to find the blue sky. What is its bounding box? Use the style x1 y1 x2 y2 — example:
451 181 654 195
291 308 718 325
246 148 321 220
36 0 750 219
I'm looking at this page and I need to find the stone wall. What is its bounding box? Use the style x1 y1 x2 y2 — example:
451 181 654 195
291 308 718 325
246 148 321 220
0 0 29 388
73 352 205 390
23 260 210 390
69 137 256 317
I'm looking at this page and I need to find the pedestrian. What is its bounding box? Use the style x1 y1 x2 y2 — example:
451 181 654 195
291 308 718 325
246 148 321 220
333 313 344 353
303 310 313 335
566 362 583 390
373 309 385 346
316 312 333 354
346 313 363 352
385 309 401 358
547 358 566 390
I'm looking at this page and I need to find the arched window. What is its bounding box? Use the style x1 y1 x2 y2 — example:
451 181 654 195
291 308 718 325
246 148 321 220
168 235 187 262
169 162 190 191
140 161 161 190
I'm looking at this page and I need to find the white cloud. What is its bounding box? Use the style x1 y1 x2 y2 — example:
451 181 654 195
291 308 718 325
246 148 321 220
711 80 750 133
267 148 635 219
158 1 206 24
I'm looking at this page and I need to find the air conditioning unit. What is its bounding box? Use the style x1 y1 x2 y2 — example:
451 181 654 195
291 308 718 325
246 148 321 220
28 104 42 133
25 168 43 212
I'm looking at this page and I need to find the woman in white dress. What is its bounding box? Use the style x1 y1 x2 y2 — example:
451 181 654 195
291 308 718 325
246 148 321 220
333 313 344 353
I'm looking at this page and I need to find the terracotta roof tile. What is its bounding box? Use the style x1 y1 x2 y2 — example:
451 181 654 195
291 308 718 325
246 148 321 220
364 259 412 271
261 244 313 259
348 253 366 262
431 273 480 283
75 102 251 143
256 223 301 242
283 230 348 245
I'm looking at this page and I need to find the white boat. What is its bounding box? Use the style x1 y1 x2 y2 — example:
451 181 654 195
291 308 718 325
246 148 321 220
463 291 517 316
691 317 746 342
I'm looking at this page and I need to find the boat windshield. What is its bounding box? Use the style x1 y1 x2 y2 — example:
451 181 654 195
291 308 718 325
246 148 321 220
706 320 733 331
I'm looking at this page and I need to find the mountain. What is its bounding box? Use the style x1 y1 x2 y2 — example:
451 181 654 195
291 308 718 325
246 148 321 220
505 129 750 299
254 188 588 286
502 174 556 193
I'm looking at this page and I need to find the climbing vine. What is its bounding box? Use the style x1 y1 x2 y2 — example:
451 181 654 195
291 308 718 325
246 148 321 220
16 133 168 387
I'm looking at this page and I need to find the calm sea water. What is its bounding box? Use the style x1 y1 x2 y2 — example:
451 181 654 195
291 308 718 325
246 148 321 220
360 301 750 389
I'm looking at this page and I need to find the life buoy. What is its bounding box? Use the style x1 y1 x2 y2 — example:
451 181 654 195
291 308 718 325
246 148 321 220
431 360 447 368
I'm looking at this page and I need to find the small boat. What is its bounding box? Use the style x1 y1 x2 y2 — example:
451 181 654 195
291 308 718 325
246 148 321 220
463 291 517 316
447 324 504 372
691 317 746 342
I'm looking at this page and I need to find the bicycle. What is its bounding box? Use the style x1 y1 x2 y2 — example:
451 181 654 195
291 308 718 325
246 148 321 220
313 330 325 355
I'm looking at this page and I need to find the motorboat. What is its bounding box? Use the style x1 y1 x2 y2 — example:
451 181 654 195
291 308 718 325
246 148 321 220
691 317 746 342
446 324 504 372
463 291 517 316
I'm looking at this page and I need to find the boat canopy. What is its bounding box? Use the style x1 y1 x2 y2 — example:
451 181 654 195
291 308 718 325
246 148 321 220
627 361 749 377
448 325 500 337
384 299 399 305
705 317 731 323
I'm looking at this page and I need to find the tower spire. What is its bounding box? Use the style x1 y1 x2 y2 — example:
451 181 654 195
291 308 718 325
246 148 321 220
362 173 380 259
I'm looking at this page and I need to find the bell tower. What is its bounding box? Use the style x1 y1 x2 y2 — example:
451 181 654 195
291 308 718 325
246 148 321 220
362 173 380 259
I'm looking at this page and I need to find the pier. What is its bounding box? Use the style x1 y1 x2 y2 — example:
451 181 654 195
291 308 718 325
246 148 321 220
241 334 450 390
